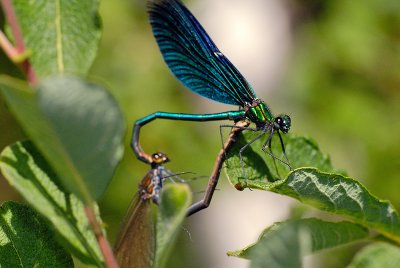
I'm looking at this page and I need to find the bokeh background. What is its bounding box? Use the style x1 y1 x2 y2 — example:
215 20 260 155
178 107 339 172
1 0 399 267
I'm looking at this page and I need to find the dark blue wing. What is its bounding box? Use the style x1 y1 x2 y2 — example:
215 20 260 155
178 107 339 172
147 0 257 106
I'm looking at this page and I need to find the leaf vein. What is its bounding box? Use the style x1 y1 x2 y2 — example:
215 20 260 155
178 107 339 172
55 0 64 72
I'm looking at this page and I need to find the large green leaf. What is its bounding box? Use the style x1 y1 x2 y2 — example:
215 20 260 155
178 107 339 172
0 141 103 265
225 133 335 187
231 167 400 243
228 218 369 268
0 75 124 201
0 201 73 267
348 242 400 268
155 183 192 268
226 132 400 243
11 0 101 76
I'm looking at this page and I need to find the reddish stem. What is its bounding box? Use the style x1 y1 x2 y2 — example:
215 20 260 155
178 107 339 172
1 0 25 52
84 205 120 268
1 0 38 86
0 30 18 58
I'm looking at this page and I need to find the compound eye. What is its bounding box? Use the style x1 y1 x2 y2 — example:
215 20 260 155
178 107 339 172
151 152 170 164
275 115 291 133
281 115 291 133
152 153 162 164
152 152 161 160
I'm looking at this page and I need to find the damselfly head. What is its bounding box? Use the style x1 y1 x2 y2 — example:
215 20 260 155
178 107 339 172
151 152 170 165
275 115 291 133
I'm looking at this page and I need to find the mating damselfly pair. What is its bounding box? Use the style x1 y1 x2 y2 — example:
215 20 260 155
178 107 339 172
115 0 292 265
131 0 292 215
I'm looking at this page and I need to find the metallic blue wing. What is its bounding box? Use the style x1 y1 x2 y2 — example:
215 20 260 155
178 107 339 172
148 0 257 106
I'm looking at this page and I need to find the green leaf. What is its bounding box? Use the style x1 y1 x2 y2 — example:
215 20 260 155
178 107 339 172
226 132 400 243
228 218 369 268
155 184 192 268
0 75 124 201
272 169 400 243
0 141 104 265
11 0 101 76
225 133 334 187
275 169 400 240
348 242 400 268
0 201 73 267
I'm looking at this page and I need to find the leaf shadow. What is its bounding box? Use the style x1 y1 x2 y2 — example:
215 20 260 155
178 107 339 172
225 132 276 189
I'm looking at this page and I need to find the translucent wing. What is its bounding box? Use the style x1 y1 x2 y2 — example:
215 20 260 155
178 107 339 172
114 172 156 267
148 0 257 106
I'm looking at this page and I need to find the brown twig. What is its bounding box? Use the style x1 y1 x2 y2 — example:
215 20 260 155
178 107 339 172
0 0 38 86
84 204 120 268
187 120 250 215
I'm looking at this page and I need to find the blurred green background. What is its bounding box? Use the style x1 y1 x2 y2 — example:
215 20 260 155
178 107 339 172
1 0 399 267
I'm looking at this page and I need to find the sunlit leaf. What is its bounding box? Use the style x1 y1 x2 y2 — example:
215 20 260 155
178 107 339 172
0 201 73 267
226 133 334 186
0 141 104 265
11 0 101 76
226 132 400 243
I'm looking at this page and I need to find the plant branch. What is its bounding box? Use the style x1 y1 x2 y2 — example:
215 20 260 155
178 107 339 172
84 204 120 268
1 0 37 86
1 0 25 51
0 30 18 58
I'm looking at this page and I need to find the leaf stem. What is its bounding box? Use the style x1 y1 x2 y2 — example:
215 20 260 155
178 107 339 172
0 0 38 86
1 0 24 51
0 30 18 58
84 204 120 268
